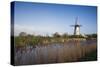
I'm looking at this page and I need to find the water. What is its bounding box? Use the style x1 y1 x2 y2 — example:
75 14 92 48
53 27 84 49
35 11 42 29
14 40 97 65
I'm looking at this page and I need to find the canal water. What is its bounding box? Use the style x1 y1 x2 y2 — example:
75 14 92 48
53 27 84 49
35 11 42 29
14 40 97 65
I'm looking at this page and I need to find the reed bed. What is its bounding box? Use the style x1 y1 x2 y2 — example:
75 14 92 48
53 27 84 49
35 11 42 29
14 40 97 65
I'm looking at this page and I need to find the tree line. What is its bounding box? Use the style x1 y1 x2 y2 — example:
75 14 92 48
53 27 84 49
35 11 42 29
14 32 97 47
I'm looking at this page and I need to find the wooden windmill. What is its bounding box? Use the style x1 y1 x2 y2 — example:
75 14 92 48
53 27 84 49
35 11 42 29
71 17 82 35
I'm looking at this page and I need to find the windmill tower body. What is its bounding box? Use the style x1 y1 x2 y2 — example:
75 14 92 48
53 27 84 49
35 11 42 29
74 24 80 35
71 17 81 35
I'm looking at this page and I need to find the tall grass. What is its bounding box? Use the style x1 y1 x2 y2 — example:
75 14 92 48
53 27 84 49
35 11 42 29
14 40 97 65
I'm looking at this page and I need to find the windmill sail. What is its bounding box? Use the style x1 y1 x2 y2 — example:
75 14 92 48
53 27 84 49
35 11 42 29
70 17 82 35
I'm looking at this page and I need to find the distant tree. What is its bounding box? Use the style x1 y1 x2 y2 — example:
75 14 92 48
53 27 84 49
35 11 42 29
19 32 27 36
62 33 68 38
91 34 97 38
69 35 84 38
53 32 61 38
86 33 97 38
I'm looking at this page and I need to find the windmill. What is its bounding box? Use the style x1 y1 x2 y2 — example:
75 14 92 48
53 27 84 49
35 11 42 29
71 17 82 35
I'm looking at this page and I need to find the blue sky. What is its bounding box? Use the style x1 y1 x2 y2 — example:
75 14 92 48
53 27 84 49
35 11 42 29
14 1 97 36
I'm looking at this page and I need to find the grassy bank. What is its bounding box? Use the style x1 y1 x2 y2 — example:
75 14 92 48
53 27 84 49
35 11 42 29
14 35 97 47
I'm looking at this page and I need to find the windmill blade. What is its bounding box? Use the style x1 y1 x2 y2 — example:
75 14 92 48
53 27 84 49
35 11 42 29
75 17 78 25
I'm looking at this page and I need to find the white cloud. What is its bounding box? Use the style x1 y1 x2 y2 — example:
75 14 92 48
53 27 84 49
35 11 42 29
14 24 68 36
